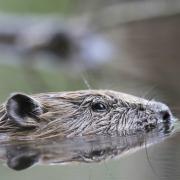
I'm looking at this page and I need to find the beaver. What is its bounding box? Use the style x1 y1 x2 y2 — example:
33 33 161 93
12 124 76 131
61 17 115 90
0 90 175 139
0 90 175 170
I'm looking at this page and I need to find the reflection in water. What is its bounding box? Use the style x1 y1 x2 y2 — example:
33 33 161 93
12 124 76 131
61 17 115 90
0 125 173 171
146 125 180 180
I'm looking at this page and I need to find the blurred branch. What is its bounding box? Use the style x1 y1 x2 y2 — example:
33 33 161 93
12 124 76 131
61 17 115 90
76 0 180 33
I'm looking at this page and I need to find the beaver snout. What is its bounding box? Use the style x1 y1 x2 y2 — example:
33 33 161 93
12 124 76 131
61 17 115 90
148 101 174 124
136 101 174 133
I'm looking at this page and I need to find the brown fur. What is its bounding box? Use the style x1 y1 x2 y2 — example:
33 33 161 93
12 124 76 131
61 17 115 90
0 90 174 139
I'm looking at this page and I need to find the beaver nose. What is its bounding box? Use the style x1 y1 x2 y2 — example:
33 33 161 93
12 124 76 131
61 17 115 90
160 110 171 123
148 101 173 123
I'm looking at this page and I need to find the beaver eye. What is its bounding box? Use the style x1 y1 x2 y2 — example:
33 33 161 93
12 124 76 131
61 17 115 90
91 102 107 112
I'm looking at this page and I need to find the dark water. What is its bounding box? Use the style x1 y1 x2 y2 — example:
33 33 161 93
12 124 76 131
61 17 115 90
0 122 179 180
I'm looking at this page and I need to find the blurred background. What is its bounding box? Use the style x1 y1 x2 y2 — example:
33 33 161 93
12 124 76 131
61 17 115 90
0 0 180 179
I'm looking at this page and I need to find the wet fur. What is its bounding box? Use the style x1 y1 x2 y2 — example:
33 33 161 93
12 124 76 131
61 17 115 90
0 90 174 139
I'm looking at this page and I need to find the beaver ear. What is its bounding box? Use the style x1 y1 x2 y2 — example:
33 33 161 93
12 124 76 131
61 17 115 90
6 93 43 129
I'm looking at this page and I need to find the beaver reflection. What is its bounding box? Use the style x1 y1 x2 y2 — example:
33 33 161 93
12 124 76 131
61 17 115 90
3 130 172 171
6 146 39 170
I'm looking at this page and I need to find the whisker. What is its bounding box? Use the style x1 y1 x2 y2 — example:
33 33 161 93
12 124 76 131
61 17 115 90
144 134 160 180
145 97 154 109
88 165 92 180
142 86 157 100
81 73 92 90
170 107 180 110
103 161 117 180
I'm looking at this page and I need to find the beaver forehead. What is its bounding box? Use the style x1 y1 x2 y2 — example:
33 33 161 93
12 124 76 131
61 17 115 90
33 90 148 105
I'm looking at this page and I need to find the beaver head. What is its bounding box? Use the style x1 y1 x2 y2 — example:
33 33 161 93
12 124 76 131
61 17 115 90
0 90 175 138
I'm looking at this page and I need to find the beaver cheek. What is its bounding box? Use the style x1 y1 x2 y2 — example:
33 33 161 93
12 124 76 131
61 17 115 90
6 146 40 170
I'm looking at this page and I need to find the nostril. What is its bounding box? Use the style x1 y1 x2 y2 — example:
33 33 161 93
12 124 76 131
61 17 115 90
160 111 171 122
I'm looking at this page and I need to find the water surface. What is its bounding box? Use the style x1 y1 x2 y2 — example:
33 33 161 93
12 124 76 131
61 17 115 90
0 122 179 180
